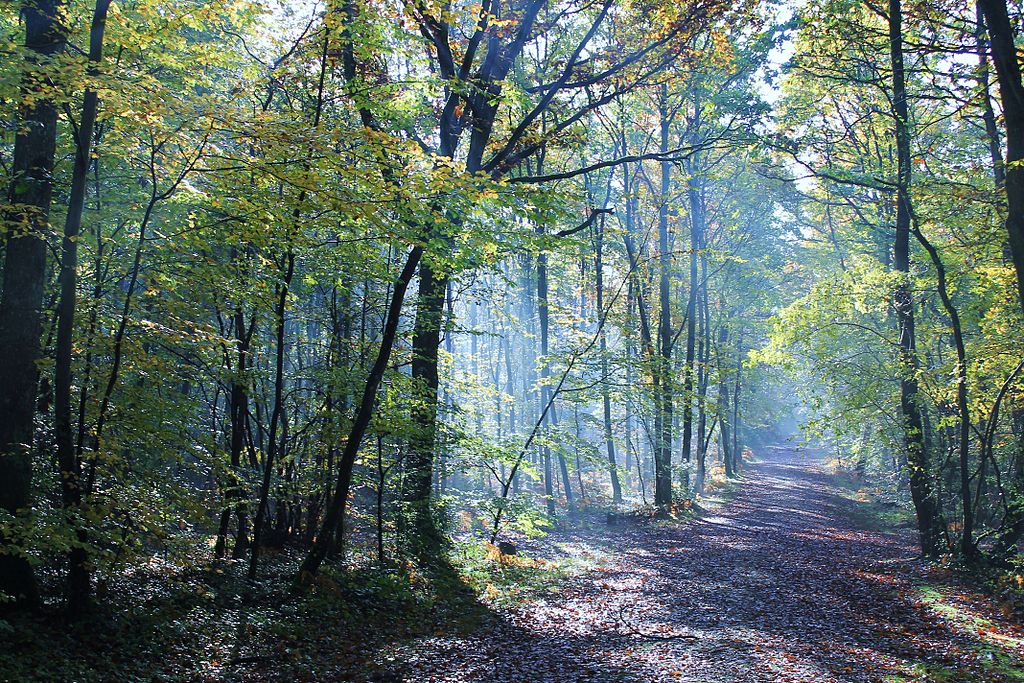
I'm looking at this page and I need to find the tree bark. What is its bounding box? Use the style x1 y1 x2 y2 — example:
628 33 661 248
404 261 448 560
0 0 67 610
655 85 674 506
977 0 1024 311
54 0 111 614
596 215 623 503
890 0 945 557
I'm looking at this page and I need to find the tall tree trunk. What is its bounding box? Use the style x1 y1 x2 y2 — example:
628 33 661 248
626 281 642 502
890 0 945 557
717 325 734 478
695 266 710 492
398 0 543 563
977 0 1024 311
54 0 111 614
596 216 622 503
655 85 674 506
621 142 658 503
216 309 254 559
975 4 1005 188
538 245 558 517
732 336 742 472
681 150 702 493
0 0 67 610
694 331 707 491
404 261 448 560
552 403 574 510
911 227 975 559
249 251 294 580
436 281 456 495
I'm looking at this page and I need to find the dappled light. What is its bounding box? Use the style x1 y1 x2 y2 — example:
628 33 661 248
2 0 1024 680
386 451 1024 682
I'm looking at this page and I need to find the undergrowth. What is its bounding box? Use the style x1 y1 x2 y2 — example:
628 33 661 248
0 467 745 682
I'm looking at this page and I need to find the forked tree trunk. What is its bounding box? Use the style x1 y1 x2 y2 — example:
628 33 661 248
54 0 111 614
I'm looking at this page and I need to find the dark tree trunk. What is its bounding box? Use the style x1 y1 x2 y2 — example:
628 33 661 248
0 0 67 610
978 0 1024 311
911 227 975 558
621 144 659 504
890 0 945 557
298 246 423 581
214 309 254 559
975 4 1005 188
681 151 702 493
553 403 574 510
537 246 557 517
694 257 710 493
54 0 111 614
399 0 545 563
732 340 742 473
404 261 448 560
717 325 735 478
249 252 294 580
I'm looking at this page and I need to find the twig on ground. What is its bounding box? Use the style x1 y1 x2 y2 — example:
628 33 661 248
616 603 698 641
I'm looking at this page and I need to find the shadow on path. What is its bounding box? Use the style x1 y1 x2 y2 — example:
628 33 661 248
385 449 1024 682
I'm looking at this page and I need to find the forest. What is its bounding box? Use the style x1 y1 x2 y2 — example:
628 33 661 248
3 0 1024 680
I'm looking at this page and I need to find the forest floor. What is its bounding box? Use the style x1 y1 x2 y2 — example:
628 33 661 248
5 448 1024 682
380 448 1024 683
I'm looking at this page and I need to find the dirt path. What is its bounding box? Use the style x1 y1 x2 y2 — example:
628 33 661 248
383 448 1024 682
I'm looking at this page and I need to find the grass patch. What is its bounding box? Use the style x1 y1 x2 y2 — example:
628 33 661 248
701 474 743 509
883 585 1024 683
844 498 916 533
916 585 1024 649
826 466 915 533
885 650 1024 683
454 538 614 609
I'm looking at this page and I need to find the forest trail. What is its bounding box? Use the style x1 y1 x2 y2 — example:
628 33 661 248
384 448 1024 682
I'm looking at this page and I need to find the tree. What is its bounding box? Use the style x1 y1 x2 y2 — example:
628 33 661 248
54 0 112 615
888 0 945 557
977 0 1024 310
0 0 67 610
